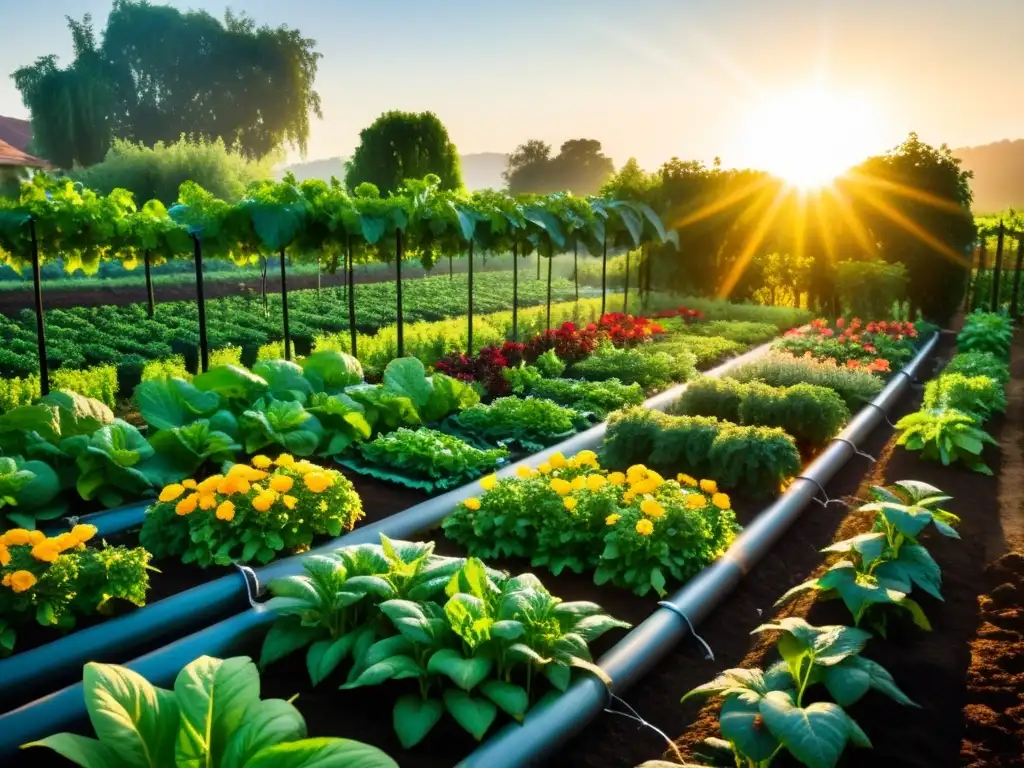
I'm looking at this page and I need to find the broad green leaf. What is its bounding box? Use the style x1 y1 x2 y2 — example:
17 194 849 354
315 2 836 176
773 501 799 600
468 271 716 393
253 360 314 402
220 698 306 768
759 692 850 768
243 737 399 768
306 635 357 686
442 689 498 741
392 695 445 749
82 663 177 768
301 351 364 392
134 378 220 430
822 655 917 708
193 365 268 402
340 656 423 689
382 357 433 409
41 391 114 436
21 734 130 768
720 695 780 762
427 649 493 691
479 680 529 721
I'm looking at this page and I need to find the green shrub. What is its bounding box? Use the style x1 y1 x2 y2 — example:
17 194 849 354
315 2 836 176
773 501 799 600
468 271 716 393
944 351 1009 385
0 375 41 412
895 408 998 474
141 355 191 382
50 365 119 408
673 377 745 422
448 396 586 451
682 320 780 345
958 310 1013 358
729 352 884 410
571 342 696 389
534 348 567 378
923 373 1007 423
651 336 744 367
209 346 243 367
504 365 645 418
835 260 909 319
257 340 296 361
601 406 801 496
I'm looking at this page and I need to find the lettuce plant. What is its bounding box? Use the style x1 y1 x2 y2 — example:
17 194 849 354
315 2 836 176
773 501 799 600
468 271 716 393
923 372 1006 423
0 456 64 529
447 396 588 452
239 398 324 457
957 310 1013 358
23 655 397 767
943 351 1009 385
571 342 697 389
503 365 644 418
894 408 998 474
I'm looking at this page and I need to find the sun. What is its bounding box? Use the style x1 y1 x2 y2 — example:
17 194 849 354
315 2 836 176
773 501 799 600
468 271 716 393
742 87 881 189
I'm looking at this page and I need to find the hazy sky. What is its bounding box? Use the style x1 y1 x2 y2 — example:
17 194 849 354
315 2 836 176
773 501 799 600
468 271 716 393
1 0 1021 172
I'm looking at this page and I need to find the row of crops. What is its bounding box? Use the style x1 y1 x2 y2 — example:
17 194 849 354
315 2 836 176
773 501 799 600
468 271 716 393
0 297 937 767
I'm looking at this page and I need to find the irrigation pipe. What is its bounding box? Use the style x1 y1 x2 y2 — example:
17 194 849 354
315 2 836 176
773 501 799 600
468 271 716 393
0 342 772 729
459 332 939 767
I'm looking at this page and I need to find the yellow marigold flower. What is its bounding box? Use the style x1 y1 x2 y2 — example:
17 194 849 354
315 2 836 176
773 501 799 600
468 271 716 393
563 497 578 512
550 452 567 469
566 458 579 469
228 464 266 482
54 532 80 551
464 497 481 511
215 501 235 521
31 540 60 563
251 483 265 496
712 492 732 510
575 449 598 466
480 473 498 491
635 519 655 536
516 465 535 479
158 483 185 502
270 474 294 493
646 470 664 486
549 478 572 496
251 455 273 469
571 476 586 491
538 462 552 475
1 572 10 586
0 544 10 566
198 494 218 511
677 473 697 487
28 530 45 545
197 474 224 495
608 472 626 485
292 460 317 475
700 479 718 494
303 472 333 493
182 479 198 490
252 494 275 513
623 490 637 504
686 493 706 509
236 478 251 495
217 476 238 495
71 524 97 543
605 513 622 526
275 453 295 468
586 474 606 492
640 498 666 519
283 494 298 511
9 570 37 593
3 529 32 546
176 493 199 516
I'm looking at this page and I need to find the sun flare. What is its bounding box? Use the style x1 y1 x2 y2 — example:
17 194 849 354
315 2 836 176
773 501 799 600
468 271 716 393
743 87 881 189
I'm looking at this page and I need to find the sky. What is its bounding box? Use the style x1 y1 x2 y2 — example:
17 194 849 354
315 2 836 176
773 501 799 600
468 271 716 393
0 0 1022 173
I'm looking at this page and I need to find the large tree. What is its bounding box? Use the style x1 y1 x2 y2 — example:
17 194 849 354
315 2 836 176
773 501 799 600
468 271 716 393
345 111 463 196
12 1 322 167
505 139 614 195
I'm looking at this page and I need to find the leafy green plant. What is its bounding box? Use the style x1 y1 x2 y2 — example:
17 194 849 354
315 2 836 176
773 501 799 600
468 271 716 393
141 456 363 566
779 481 958 634
23 654 398 767
240 398 324 457
672 377 745 422
571 342 697 389
730 352 884 411
653 336 745 367
141 355 192 383
446 396 588 452
681 320 779 346
533 348 566 378
923 372 1006 423
0 456 65 529
957 310 1013 358
602 407 800 496
944 351 1009 385
681 617 915 768
894 408 998 474
1 524 149 655
339 428 508 493
737 382 850 449
503 365 644 418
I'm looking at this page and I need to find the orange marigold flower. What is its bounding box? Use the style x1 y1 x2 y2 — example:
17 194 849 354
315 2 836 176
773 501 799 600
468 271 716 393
607 472 626 485
3 529 32 546
275 453 295 468
640 498 665 519
28 530 45 545
635 519 654 536
605 513 622 526
699 479 718 494
30 540 61 563
303 472 333 493
197 474 224 495
198 494 218 511
182 479 198 490
175 493 200 516
158 484 185 502
0 544 10 567
464 497 481 511
270 474 294 494
54 532 80 551
282 494 298 511
251 455 273 469
9 570 37 593
71 524 97 543
215 501 235 521
252 494 275 513
686 493 706 509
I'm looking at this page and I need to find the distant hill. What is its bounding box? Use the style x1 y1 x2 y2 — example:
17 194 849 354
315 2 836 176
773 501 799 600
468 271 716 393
277 152 509 191
0 116 32 153
954 139 1024 214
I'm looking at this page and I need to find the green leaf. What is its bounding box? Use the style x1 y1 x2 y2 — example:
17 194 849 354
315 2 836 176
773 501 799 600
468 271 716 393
301 351 363 393
306 635 357 686
759 692 851 768
822 655 917 708
243 737 399 768
479 680 529 721
220 698 306 768
82 662 177 768
392 695 445 749
442 689 498 741
21 734 129 768
720 695 780 762
382 357 433 410
174 656 261 768
134 378 220 430
340 656 423 689
427 649 493 691
254 360 314 402
193 365 268 402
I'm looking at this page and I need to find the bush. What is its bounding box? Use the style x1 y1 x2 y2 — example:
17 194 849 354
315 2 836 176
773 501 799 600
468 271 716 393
673 377 745 422
944 351 1009 385
601 407 801 496
448 396 586 451
504 365 645 418
50 365 119 408
0 375 40 413
141 355 191 382
652 336 744 367
681 320 780 345
209 346 243 367
729 352 884 410
923 373 1007 423
835 260 909 319
571 342 696 389
958 310 1013 359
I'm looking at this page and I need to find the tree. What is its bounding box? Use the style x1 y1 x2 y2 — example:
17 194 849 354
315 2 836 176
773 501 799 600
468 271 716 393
504 139 614 195
12 1 322 167
345 111 463 196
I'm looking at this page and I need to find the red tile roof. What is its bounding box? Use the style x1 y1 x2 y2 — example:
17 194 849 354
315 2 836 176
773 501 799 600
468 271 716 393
0 138 47 168
0 116 32 153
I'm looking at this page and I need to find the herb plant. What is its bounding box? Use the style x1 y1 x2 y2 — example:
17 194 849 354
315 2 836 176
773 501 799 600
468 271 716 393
894 408 998 474
957 310 1013 358
923 372 1007 423
446 396 589 452
571 342 697 390
503 365 645 418
24 655 398 767
730 352 884 410
943 351 1009 385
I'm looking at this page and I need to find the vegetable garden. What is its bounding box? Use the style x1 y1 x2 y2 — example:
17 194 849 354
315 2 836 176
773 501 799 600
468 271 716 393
0 172 1020 768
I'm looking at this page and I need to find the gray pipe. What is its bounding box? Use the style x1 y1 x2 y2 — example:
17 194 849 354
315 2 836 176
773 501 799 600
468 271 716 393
0 344 773 735
459 333 938 767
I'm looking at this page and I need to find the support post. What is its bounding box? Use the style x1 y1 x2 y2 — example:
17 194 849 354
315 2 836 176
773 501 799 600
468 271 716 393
192 234 209 373
573 241 579 303
992 222 1005 313
396 229 404 358
347 236 357 357
512 241 519 342
1011 235 1024 319
29 218 49 396
279 248 291 361
546 244 553 331
623 249 630 313
600 232 608 315
449 254 453 280
972 239 987 312
143 249 155 318
467 240 474 354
